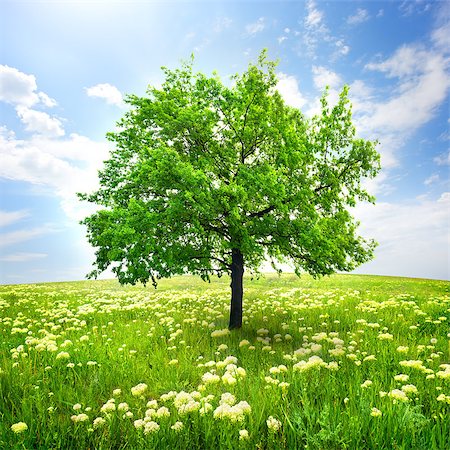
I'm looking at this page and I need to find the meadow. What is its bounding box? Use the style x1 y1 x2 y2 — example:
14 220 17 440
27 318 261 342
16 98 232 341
1 274 449 449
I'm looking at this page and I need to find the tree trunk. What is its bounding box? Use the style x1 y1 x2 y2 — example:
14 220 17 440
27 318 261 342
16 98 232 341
229 248 244 329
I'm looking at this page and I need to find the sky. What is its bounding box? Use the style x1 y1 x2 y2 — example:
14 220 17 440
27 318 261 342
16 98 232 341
0 0 449 284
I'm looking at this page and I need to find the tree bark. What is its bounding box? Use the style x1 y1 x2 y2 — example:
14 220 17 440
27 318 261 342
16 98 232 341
229 248 244 329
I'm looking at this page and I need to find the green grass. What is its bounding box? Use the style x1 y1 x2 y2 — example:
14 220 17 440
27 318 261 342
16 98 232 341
1 273 449 449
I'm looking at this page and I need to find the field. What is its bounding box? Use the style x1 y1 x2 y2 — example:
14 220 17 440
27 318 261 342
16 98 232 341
1 274 449 449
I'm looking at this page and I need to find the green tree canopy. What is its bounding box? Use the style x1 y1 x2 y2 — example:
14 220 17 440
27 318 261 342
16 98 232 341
79 51 380 328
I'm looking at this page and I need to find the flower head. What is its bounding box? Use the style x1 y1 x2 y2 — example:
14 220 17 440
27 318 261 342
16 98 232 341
143 421 160 434
266 416 282 432
11 422 28 433
171 421 184 431
93 417 106 428
131 383 148 397
370 407 382 417
239 429 249 440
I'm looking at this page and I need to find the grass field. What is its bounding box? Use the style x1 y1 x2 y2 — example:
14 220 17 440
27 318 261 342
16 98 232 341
1 274 449 449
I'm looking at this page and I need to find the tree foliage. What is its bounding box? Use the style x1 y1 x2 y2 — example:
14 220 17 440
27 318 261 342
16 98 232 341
79 51 380 292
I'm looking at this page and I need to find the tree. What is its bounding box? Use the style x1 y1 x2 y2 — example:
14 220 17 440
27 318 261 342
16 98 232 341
79 51 380 329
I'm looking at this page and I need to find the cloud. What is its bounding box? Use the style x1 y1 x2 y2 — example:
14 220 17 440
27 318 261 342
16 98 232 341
434 150 450 165
302 0 328 56
302 0 349 60
38 92 58 108
0 65 39 107
0 127 110 221
431 23 450 54
399 0 432 17
343 41 450 180
213 17 232 33
335 40 350 56
16 106 65 137
0 65 56 107
432 2 450 54
301 66 342 117
0 66 63 139
0 209 30 227
424 174 440 185
365 45 427 78
276 73 307 109
0 252 47 262
0 225 56 248
245 17 265 35
85 83 124 107
305 0 323 27
193 38 211 53
362 46 449 135
353 192 450 280
312 66 341 90
347 8 370 25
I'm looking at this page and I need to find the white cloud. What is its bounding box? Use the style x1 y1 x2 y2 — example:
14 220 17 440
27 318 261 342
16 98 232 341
0 225 56 248
276 73 307 109
349 80 373 97
424 174 440 185
346 41 450 181
434 150 450 165
303 0 328 56
347 8 370 25
335 40 350 56
0 66 62 138
300 67 343 118
0 65 56 107
213 17 232 33
245 17 265 35
399 0 432 17
193 38 211 53
312 66 341 90
0 252 47 262
85 83 124 107
0 128 110 221
0 209 30 227
431 22 450 53
16 106 65 137
302 1 349 60
432 2 450 54
353 192 450 280
277 36 288 44
365 45 427 78
0 65 39 107
305 0 323 27
38 92 58 108
0 67 113 224
362 46 449 135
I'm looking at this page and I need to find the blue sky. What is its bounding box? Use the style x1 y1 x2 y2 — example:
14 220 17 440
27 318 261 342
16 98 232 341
1 0 449 284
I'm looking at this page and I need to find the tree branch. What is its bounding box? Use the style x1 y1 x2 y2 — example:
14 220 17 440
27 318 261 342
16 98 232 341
314 160 359 193
247 204 276 219
190 255 231 270
217 105 246 163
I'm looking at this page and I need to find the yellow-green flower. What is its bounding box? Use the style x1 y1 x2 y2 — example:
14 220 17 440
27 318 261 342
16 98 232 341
11 422 28 433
